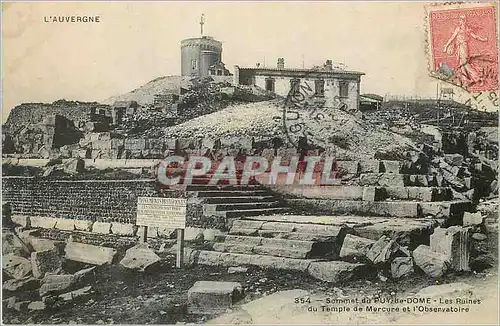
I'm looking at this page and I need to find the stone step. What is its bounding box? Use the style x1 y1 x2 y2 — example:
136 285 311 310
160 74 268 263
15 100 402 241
212 243 313 259
241 215 440 249
202 196 276 204
287 199 472 219
185 249 371 283
186 184 264 191
215 207 290 219
230 219 349 242
359 173 442 187
195 190 270 197
384 187 453 202
211 202 281 211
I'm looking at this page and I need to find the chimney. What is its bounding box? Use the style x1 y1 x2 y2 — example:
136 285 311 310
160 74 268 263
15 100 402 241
277 58 285 69
325 60 333 70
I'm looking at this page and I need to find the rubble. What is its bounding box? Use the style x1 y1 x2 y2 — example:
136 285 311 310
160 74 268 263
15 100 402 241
366 236 399 264
3 254 33 279
339 234 375 260
413 245 449 278
31 247 63 279
390 257 414 279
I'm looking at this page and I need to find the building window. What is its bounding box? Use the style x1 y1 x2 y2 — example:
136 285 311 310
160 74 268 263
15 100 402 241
217 70 222 76
315 79 325 96
339 80 349 98
265 78 275 92
191 59 197 70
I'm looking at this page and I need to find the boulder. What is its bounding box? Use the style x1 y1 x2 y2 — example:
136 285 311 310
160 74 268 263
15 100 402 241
307 261 368 283
463 212 483 226
470 255 495 272
188 281 243 315
65 242 117 265
472 233 487 241
413 245 449 278
390 257 414 279
30 238 64 253
3 277 39 292
39 266 95 297
2 230 31 257
3 254 32 279
31 247 62 279
339 234 375 260
366 236 399 264
119 244 161 271
28 301 46 311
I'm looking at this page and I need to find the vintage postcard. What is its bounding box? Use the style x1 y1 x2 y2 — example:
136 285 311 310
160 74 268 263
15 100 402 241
2 1 499 325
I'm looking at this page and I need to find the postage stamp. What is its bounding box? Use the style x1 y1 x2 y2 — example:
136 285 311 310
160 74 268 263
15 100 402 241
426 2 499 93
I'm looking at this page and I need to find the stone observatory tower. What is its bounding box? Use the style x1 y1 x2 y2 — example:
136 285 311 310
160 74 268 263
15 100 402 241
181 14 224 77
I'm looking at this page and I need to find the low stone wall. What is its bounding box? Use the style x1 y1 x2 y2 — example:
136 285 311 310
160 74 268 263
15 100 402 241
2 177 229 231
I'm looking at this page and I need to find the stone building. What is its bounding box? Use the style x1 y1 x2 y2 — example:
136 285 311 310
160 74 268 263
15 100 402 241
233 59 364 112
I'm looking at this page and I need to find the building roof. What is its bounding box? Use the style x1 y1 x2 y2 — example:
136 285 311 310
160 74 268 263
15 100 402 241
237 66 365 76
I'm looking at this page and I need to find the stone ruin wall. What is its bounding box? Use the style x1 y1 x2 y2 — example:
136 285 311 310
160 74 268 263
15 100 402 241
1 177 212 230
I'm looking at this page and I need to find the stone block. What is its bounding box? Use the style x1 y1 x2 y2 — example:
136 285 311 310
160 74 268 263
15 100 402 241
463 212 483 226
92 222 111 234
111 223 136 236
30 238 63 252
31 247 62 279
120 244 161 271
231 220 265 230
381 161 402 173
366 236 399 264
261 222 295 232
307 261 368 283
359 173 405 187
65 242 117 265
3 254 32 279
444 154 464 167
413 245 449 278
339 234 375 259
11 215 30 228
28 301 46 311
39 274 74 297
362 187 385 201
359 160 381 173
74 220 93 232
430 226 470 272
55 219 75 231
58 286 92 302
385 187 409 200
391 257 414 279
30 216 58 229
187 281 243 315
228 266 248 274
336 161 360 174
3 277 39 292
225 235 262 246
2 230 31 257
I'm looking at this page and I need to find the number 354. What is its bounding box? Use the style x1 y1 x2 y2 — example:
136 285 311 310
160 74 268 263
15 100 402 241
295 297 311 304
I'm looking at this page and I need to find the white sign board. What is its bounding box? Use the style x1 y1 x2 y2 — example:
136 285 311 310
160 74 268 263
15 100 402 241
136 197 187 229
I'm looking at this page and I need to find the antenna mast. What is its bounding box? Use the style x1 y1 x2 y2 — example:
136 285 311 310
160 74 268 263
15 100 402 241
200 14 205 36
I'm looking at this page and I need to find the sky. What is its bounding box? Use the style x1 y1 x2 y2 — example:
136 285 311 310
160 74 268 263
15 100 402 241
1 2 474 121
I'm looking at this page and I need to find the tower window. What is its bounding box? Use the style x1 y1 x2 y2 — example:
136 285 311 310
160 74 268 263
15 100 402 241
191 59 197 70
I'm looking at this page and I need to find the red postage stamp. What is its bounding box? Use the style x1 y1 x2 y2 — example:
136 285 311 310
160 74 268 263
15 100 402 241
426 2 498 93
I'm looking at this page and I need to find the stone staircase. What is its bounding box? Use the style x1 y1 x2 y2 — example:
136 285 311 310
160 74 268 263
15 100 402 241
185 159 476 274
186 178 290 224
